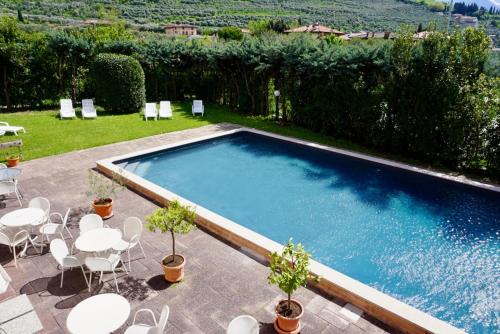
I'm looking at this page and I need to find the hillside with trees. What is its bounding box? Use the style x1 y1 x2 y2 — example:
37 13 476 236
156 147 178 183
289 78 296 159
1 0 447 32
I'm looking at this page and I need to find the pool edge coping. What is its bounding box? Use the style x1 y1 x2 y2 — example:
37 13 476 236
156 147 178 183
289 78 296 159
96 126 478 334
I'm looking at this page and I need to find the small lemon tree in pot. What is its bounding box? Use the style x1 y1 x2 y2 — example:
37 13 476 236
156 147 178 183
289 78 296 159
268 239 319 334
146 200 196 283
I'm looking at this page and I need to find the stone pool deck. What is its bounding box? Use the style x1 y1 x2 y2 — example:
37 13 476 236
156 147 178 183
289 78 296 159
0 124 397 334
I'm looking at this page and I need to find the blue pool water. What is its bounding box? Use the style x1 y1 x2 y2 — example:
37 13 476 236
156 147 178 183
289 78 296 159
118 131 500 333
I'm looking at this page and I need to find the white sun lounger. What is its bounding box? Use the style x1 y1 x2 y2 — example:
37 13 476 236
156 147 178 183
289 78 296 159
159 101 172 119
144 103 157 121
60 99 76 119
0 123 25 136
192 100 204 116
81 99 97 119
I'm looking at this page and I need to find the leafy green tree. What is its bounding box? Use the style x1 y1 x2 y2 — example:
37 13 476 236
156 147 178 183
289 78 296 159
248 19 270 36
146 200 196 262
218 26 244 41
268 19 290 33
0 17 26 110
17 9 24 23
268 239 319 312
48 31 91 100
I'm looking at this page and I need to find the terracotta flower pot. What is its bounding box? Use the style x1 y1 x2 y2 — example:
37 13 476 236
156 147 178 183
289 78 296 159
161 254 185 283
274 299 304 334
6 157 20 167
92 198 113 219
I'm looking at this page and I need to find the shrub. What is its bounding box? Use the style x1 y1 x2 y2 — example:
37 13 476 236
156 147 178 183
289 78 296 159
217 26 244 41
92 53 145 113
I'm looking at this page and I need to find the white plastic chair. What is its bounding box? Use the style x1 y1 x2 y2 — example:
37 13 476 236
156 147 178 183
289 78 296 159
124 305 170 334
28 197 50 227
227 315 259 334
85 253 127 292
40 208 73 245
144 103 157 121
60 99 76 119
192 100 204 116
0 264 11 294
79 214 104 234
0 122 25 136
50 239 88 288
81 99 97 119
159 101 172 119
0 181 22 207
0 229 29 267
112 217 147 271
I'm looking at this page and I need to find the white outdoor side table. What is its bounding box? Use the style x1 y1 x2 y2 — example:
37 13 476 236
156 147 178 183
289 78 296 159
66 293 130 334
0 168 21 182
75 228 122 253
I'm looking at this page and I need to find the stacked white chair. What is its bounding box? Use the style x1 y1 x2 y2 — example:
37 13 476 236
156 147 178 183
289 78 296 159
192 100 204 116
28 197 50 229
50 239 88 288
124 305 170 334
144 103 157 121
60 99 76 119
85 253 127 292
112 217 147 271
40 208 73 245
0 181 22 207
159 101 172 119
79 214 104 234
0 229 29 267
81 99 97 119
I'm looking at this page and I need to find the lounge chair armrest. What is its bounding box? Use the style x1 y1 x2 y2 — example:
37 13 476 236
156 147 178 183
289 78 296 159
0 122 9 126
133 308 157 326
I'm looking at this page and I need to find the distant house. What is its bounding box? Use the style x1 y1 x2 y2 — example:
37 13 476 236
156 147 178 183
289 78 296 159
341 31 391 41
285 23 345 37
413 31 434 40
165 24 198 36
451 14 478 28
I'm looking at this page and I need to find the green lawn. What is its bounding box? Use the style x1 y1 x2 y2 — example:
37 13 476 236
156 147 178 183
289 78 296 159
0 102 395 165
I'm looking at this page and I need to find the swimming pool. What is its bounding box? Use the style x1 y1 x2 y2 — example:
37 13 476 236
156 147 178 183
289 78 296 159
115 130 499 333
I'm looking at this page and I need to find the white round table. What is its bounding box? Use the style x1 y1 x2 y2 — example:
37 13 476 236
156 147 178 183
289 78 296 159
75 228 122 253
0 208 45 227
66 293 130 334
0 168 21 181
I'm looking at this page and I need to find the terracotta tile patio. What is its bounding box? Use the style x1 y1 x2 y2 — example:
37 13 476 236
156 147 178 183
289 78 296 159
0 124 397 333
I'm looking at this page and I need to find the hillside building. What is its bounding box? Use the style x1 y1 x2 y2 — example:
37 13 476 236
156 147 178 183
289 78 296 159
165 24 198 36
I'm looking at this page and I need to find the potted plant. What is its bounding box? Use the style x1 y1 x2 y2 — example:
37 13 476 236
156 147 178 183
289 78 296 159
5 148 22 167
268 239 320 334
85 170 125 219
146 200 196 283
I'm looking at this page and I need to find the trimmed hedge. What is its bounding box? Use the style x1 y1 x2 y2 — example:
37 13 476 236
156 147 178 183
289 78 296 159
92 53 145 114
